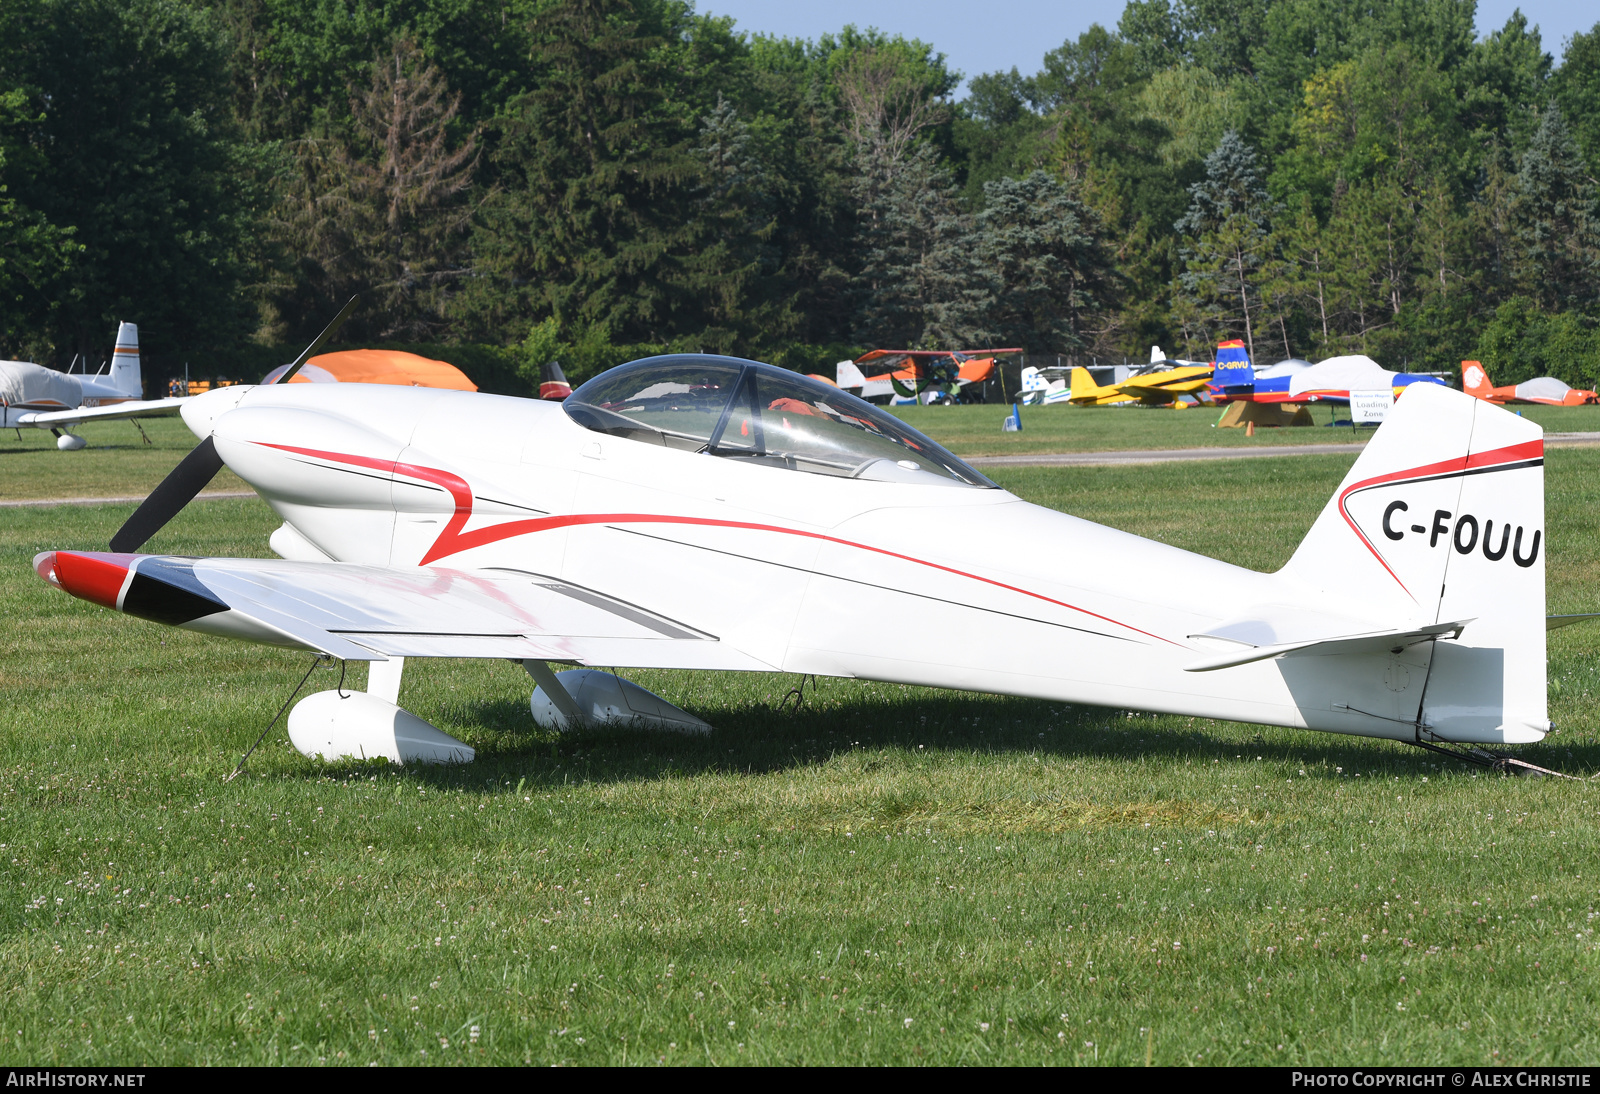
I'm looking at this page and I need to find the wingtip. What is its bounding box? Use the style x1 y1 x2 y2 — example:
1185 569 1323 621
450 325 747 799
39 550 142 609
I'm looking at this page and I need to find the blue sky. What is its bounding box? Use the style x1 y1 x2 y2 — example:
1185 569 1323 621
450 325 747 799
696 1 1597 94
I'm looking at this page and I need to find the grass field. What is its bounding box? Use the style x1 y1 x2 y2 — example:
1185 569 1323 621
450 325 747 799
888 400 1600 457
0 419 249 501
2 412 1600 1065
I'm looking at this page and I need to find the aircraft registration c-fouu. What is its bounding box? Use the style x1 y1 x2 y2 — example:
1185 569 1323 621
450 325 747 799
30 350 1580 767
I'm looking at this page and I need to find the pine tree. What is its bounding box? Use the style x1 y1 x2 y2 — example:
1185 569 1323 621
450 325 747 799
267 38 478 341
851 141 983 348
840 45 977 350
1459 11 1551 148
346 39 478 339
1514 103 1600 312
1264 196 1327 357
1408 178 1476 365
975 171 1114 352
1175 130 1274 360
466 0 699 343
1333 176 1417 355
680 94 791 351
1468 140 1522 304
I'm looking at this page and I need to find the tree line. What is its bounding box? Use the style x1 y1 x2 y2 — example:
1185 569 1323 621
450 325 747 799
1 0 1597 393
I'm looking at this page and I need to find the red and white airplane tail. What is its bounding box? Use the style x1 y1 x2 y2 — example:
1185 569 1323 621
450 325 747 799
108 321 142 398
1279 382 1546 742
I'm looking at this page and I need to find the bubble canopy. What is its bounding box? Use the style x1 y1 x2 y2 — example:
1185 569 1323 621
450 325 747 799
564 355 996 488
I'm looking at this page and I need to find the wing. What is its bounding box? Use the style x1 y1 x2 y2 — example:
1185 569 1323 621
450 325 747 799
1118 367 1215 398
36 551 773 670
18 398 187 426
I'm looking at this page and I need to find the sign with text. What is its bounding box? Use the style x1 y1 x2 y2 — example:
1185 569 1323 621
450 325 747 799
1350 389 1394 424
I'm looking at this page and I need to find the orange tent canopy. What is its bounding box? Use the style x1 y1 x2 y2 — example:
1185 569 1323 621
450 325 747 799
263 349 477 391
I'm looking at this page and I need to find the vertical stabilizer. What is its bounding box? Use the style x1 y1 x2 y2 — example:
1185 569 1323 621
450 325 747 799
836 359 867 389
1281 383 1545 743
1461 360 1493 399
109 322 142 397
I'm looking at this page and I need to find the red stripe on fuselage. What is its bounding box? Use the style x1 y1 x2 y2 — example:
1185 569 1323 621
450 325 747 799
259 442 1181 647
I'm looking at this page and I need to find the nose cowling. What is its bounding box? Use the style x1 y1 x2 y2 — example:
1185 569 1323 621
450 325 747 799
179 384 253 441
210 405 406 508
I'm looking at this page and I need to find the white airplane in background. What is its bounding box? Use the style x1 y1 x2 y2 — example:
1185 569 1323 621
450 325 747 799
2 322 184 449
28 311 1587 774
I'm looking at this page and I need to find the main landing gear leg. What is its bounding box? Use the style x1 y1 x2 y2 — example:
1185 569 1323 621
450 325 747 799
367 656 405 704
523 659 588 728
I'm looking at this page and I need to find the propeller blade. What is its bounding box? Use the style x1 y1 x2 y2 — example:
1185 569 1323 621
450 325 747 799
109 436 226 553
272 295 359 384
109 294 356 552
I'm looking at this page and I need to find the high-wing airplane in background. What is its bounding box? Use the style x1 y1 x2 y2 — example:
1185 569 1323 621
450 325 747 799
2 323 185 448
31 334 1582 775
837 349 1019 404
1463 360 1600 407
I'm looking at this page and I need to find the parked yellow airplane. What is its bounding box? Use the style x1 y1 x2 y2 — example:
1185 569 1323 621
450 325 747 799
1068 360 1215 407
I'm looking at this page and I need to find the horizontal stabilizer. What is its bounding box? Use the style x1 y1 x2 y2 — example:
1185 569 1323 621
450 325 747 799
1185 620 1471 672
1547 613 1600 631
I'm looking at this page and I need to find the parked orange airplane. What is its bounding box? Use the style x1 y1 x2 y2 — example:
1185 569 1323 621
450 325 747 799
1462 360 1599 406
837 349 1022 403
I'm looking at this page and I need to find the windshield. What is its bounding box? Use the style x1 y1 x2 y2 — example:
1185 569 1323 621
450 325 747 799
565 355 995 488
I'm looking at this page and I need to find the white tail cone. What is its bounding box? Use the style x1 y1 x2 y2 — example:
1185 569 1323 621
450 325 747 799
530 668 711 734
287 689 474 764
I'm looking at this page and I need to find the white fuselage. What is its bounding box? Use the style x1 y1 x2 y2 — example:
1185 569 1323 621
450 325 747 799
0 361 139 427
179 381 1537 746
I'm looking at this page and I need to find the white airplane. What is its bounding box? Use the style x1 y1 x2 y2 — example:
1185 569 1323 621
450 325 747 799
1 323 184 448
29 347 1581 773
